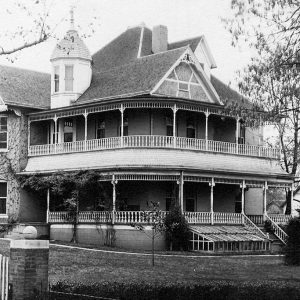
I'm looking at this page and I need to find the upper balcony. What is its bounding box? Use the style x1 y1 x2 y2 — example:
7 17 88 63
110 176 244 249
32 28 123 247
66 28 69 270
27 101 280 160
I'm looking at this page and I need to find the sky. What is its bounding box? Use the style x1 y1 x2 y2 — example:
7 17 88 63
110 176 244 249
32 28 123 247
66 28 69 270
0 0 255 87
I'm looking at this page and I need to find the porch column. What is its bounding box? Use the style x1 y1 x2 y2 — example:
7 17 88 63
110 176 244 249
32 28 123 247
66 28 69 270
27 119 31 153
240 180 246 214
172 104 177 148
177 171 184 213
53 115 58 153
263 181 268 219
205 110 209 150
209 178 215 224
111 175 118 224
235 117 240 154
83 110 88 150
46 188 50 224
120 105 124 147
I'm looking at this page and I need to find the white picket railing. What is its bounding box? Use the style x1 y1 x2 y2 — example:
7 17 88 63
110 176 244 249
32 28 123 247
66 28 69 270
213 212 244 224
268 214 292 225
0 254 9 300
29 135 280 159
265 215 288 244
184 212 211 224
246 215 264 225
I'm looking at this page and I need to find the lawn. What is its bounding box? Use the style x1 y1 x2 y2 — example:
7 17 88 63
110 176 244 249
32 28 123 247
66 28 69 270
48 243 300 285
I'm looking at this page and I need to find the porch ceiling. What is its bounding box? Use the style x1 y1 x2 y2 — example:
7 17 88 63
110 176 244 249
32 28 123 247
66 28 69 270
23 148 289 180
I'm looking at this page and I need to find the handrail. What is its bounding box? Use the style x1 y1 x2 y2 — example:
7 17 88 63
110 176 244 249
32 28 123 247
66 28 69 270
243 214 268 239
268 214 292 225
29 136 280 159
265 215 288 244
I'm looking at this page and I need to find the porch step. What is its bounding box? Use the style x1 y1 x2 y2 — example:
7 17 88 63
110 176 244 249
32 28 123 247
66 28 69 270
257 226 285 253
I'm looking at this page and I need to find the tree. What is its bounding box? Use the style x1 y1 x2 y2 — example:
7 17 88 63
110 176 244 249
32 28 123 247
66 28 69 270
224 1 300 213
0 0 99 57
131 201 165 266
285 217 300 265
224 0 300 61
20 170 104 243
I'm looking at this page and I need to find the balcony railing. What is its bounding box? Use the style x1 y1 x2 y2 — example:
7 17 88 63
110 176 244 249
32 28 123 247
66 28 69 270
48 211 245 225
29 135 280 159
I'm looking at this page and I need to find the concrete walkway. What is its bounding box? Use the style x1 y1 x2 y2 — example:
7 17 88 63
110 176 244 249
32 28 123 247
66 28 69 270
50 243 283 258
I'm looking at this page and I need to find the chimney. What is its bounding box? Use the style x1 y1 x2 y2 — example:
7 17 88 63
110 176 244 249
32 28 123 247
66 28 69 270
152 25 168 53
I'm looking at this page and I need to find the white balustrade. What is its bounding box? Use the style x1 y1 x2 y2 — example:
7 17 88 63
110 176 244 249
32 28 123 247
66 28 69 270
246 215 264 225
213 212 243 224
29 135 279 159
268 214 292 225
184 212 211 224
265 215 288 244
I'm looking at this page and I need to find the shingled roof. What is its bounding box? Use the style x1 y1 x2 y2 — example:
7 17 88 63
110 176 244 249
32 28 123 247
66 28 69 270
168 36 202 52
78 46 188 103
0 65 50 109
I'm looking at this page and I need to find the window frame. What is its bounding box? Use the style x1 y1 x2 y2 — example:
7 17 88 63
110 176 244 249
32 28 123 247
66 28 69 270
0 181 8 215
65 65 74 92
0 115 8 151
54 66 60 93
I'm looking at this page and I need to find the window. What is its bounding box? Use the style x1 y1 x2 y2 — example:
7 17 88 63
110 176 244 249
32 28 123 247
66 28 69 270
0 182 7 214
96 120 105 139
186 118 195 138
166 188 176 211
54 66 59 92
63 118 73 143
178 82 189 91
0 116 7 149
65 65 74 91
166 117 173 137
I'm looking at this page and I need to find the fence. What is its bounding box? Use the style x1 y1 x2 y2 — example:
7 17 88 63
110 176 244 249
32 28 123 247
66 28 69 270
0 254 10 300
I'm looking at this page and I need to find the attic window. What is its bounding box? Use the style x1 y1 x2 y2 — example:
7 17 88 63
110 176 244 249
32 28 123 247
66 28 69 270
65 65 74 92
178 82 189 92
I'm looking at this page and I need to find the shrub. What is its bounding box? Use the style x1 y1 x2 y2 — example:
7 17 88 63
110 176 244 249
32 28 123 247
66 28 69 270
285 217 300 265
164 205 189 251
50 280 300 300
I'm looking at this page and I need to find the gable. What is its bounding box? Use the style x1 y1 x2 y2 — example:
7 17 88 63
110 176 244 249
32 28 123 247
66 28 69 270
153 55 218 104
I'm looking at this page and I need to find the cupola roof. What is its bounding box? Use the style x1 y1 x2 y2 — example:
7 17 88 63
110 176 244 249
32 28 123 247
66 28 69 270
50 7 91 61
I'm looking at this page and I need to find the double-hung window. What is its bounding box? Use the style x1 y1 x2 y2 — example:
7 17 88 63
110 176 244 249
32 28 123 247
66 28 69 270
96 120 105 139
65 65 74 92
0 182 7 214
54 66 60 92
0 116 7 149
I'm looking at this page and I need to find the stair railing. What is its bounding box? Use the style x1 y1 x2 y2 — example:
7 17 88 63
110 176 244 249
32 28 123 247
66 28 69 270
265 215 288 245
243 214 268 239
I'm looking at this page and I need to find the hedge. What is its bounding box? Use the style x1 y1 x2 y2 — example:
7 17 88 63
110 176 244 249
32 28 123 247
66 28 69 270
50 280 300 300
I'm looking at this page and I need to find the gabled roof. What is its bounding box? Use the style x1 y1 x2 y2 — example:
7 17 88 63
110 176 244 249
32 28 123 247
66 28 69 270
0 65 50 109
211 75 252 109
77 46 188 104
168 36 202 52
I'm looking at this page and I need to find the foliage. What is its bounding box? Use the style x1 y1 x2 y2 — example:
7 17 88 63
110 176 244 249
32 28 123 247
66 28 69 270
0 1 100 58
164 205 189 251
284 217 300 265
131 201 165 266
50 280 300 300
20 170 104 242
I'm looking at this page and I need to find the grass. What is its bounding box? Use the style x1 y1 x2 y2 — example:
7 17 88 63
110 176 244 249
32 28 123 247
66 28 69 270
48 243 300 286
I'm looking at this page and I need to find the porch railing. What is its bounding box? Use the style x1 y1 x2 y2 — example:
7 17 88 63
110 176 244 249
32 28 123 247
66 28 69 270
29 135 280 159
246 215 264 225
49 211 245 225
268 214 292 225
265 215 288 244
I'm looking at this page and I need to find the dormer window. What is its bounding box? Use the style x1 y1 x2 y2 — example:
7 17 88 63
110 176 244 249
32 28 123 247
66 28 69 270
54 66 60 92
65 65 74 91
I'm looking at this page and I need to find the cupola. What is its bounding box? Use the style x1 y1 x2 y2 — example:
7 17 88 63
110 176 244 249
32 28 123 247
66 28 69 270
50 7 92 108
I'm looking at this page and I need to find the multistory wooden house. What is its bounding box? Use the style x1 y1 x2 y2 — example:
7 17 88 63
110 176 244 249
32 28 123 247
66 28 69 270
0 20 294 252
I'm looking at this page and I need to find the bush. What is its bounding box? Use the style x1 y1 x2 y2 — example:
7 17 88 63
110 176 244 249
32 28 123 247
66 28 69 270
50 280 300 300
164 205 189 251
285 217 300 265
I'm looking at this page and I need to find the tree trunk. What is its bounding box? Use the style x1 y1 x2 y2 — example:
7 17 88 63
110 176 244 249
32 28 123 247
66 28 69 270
152 228 155 267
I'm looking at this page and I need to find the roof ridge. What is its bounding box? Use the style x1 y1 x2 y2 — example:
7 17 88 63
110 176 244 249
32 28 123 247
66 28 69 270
93 46 188 75
169 35 203 45
0 64 50 76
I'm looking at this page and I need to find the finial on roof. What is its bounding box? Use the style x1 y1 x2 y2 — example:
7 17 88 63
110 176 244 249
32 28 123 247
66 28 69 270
70 5 75 30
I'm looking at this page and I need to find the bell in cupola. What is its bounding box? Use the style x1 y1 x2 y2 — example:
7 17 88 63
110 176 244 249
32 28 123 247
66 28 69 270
50 7 92 109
